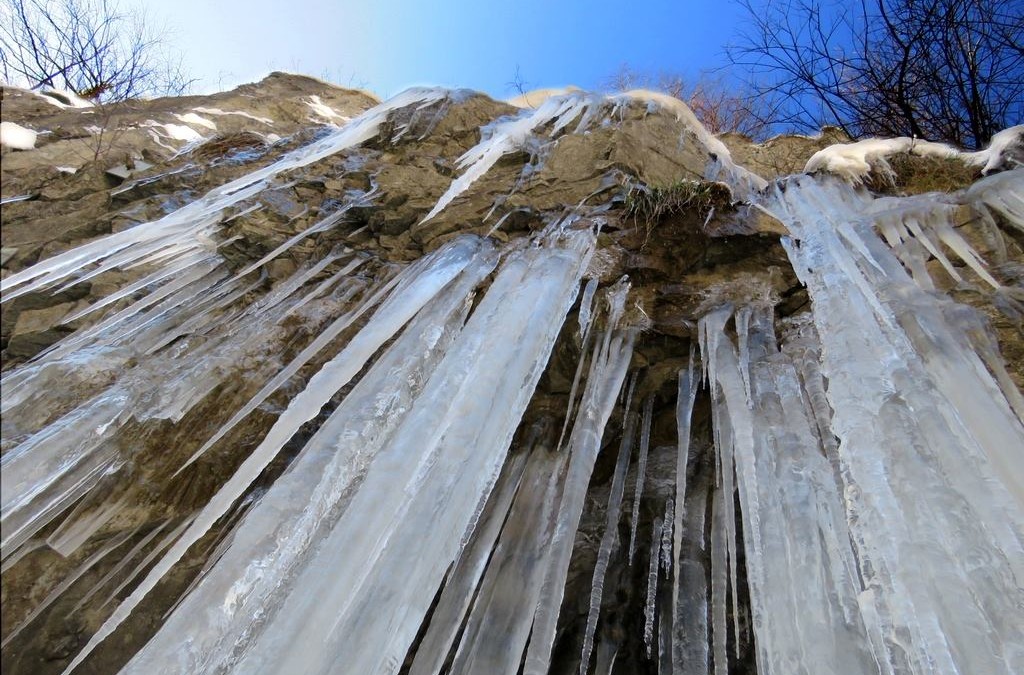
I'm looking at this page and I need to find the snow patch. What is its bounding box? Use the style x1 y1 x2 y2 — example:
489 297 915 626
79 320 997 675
192 107 274 126
1 122 37 150
141 120 205 144
621 89 768 194
307 95 349 124
805 126 1023 182
805 137 960 182
16 87 95 109
174 113 217 131
964 125 1024 175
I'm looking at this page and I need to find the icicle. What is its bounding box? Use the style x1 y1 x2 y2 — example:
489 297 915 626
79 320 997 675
628 395 654 563
45 493 128 557
224 231 594 675
282 254 366 318
118 230 595 675
1 89 450 303
660 498 674 575
24 258 224 367
966 168 1024 234
1 399 126 555
123 247 495 674
174 238 468 474
672 350 698 569
578 278 599 337
64 237 489 674
672 477 710 675
644 516 665 657
931 218 1000 287
579 409 637 674
0 539 45 574
407 449 528 675
420 92 599 223
557 311 596 451
59 250 214 325
771 175 1024 674
148 270 379 429
231 204 361 280
523 320 635 675
97 515 196 610
1 528 134 649
710 486 729 675
735 306 752 399
671 350 701 675
702 310 745 660
70 520 172 613
446 444 568 675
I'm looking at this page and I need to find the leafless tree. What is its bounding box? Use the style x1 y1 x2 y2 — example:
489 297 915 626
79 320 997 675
0 0 192 101
602 63 773 138
730 0 1024 148
506 64 531 97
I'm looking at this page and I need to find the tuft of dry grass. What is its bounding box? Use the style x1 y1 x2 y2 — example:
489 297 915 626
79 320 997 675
867 154 980 195
624 179 731 246
191 132 267 162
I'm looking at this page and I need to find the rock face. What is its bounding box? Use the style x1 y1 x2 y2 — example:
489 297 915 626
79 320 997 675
1 75 1022 675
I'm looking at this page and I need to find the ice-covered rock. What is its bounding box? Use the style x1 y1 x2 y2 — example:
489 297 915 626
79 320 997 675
0 74 1021 675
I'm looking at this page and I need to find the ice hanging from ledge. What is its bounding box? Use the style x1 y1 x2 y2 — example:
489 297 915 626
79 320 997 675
767 175 1024 675
0 87 451 302
699 303 876 675
99 226 596 675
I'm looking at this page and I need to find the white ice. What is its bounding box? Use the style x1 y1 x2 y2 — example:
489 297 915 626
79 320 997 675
1 121 37 150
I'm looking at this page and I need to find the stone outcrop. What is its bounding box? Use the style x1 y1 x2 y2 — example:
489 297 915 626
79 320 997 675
1 75 1021 675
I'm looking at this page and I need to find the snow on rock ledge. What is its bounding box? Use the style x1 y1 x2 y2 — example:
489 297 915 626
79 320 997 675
0 121 37 150
805 125 1023 183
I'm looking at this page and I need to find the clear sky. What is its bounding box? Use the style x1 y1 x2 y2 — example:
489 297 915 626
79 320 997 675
142 0 750 99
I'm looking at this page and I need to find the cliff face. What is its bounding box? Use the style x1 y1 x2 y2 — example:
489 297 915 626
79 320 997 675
1 75 1022 675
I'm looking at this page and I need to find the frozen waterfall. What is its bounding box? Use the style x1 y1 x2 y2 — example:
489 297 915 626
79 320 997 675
1 83 1021 675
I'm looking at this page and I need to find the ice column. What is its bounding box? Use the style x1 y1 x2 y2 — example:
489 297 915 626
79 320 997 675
770 175 1024 675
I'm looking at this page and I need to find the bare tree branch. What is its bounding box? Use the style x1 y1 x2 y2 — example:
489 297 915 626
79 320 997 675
1 0 194 101
729 0 1023 148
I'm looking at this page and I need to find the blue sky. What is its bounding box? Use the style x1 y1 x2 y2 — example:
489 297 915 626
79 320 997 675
143 0 750 99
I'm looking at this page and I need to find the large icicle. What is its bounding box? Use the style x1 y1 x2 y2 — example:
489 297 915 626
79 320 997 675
701 302 878 675
406 448 529 675
64 235 490 674
120 244 497 674
579 407 638 674
111 228 595 675
523 283 636 675
445 441 569 675
770 175 1024 675
219 228 594 675
628 395 654 563
1 88 450 301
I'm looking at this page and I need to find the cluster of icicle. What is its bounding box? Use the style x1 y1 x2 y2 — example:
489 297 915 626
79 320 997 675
2 80 1023 675
0 85 674 673
660 172 1024 675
